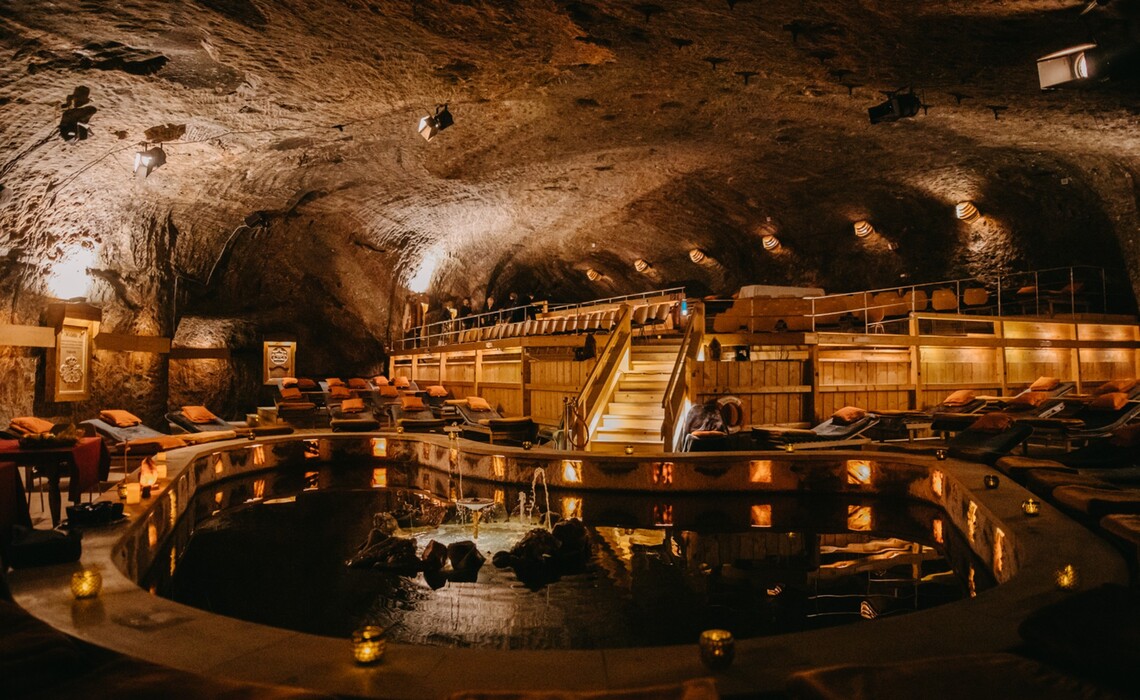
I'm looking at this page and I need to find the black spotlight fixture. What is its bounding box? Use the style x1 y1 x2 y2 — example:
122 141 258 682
418 104 454 141
868 87 921 124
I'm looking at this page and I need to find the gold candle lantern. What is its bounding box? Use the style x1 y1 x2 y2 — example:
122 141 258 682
783 443 795 453
1021 498 1041 517
698 629 735 670
983 475 1000 489
117 482 129 501
1055 564 1080 591
70 570 102 599
935 449 947 461
624 444 634 455
352 625 385 664
522 441 533 450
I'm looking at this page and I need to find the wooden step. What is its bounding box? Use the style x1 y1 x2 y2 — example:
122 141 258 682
600 415 663 431
592 427 662 442
588 441 663 454
607 402 666 417
629 361 674 373
613 390 662 403
630 351 677 363
618 377 669 390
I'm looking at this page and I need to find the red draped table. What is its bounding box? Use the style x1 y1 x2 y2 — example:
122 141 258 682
0 438 111 527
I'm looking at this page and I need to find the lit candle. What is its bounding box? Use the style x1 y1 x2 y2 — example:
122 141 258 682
124 483 141 505
352 625 385 664
1021 498 1040 517
699 629 735 670
983 475 1000 489
70 570 102 599
1055 564 1079 590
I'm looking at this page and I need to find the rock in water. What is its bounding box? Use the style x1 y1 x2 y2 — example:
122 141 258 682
421 539 448 571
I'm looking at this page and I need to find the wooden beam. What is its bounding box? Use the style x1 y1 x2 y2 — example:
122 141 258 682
94 333 171 354
0 324 54 348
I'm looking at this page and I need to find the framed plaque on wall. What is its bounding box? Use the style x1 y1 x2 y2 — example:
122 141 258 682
44 303 100 403
263 340 296 384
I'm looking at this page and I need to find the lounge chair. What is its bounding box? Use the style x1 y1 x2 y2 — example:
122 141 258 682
166 405 239 433
80 410 189 455
423 384 452 415
372 385 402 425
871 389 988 439
945 413 1034 464
930 378 1074 434
389 395 445 433
752 407 879 450
275 386 320 428
453 397 539 445
1016 392 1140 448
329 398 380 433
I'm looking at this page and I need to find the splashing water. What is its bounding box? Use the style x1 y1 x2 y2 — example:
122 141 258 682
531 467 551 529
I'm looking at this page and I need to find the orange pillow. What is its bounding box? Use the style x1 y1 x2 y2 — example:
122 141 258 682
181 405 217 424
329 385 351 399
831 406 865 425
970 413 1015 433
280 386 303 401
100 409 142 427
1094 379 1137 396
348 378 369 390
10 416 54 435
126 435 186 450
297 378 318 390
1089 392 1129 412
373 375 389 386
393 376 411 388
691 429 727 438
378 385 399 398
280 377 298 388
1029 376 1060 392
340 398 366 413
1007 391 1048 408
942 389 976 407
326 377 345 387
466 396 492 412
427 385 448 398
400 395 426 411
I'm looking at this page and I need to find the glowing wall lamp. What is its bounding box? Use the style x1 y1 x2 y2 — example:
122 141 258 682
417 104 454 141
689 248 707 263
46 247 96 300
633 258 651 273
586 268 602 281
955 201 982 224
853 220 875 238
133 144 166 178
761 234 780 251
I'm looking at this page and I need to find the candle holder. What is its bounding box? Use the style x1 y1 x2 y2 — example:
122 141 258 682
699 629 735 670
1054 564 1080 591
983 475 1000 489
522 441 533 450
783 443 795 453
1021 498 1040 517
352 625 385 664
935 449 947 461
117 482 129 501
624 444 634 455
124 483 142 505
141 485 152 499
70 570 102 599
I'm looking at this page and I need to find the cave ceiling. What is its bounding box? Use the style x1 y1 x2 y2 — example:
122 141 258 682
2 0 1140 355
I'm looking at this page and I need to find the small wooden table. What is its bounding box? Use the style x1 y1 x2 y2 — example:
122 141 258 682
0 438 111 527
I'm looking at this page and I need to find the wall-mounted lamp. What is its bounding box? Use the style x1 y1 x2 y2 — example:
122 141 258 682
418 104 454 141
956 201 982 224
585 268 601 281
1037 44 1096 89
633 258 651 273
853 220 875 238
133 144 166 178
761 234 780 251
689 248 706 263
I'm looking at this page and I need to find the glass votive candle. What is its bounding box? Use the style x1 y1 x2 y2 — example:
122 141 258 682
117 482 129 501
70 570 102 599
935 449 947 461
1021 498 1040 516
698 629 735 670
352 625 385 664
124 483 142 505
983 475 1000 489
1055 564 1080 591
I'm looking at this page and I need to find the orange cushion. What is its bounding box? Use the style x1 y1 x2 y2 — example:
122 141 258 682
373 375 389 386
1094 379 1137 396
325 377 345 387
10 416 54 435
297 378 318 390
1110 423 1140 447
466 396 492 412
126 435 186 450
100 409 142 427
280 377 298 388
970 413 1016 433
347 378 369 390
1089 392 1129 412
427 385 448 398
393 376 411 388
400 395 426 411
181 405 218 424
329 385 351 399
378 386 399 398
340 398 366 413
1029 376 1060 391
942 389 976 407
280 386 303 401
1007 391 1049 408
690 429 727 438
831 406 866 425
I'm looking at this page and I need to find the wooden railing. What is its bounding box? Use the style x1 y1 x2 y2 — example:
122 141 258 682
575 305 633 446
662 302 704 451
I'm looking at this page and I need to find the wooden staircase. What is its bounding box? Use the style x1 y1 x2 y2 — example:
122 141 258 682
589 341 680 453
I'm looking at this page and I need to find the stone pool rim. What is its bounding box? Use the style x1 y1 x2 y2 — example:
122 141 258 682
9 432 1130 699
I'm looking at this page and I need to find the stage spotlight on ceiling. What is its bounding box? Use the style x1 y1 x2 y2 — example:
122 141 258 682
956 201 981 223
133 144 166 178
418 104 454 141
634 258 651 273
586 268 601 281
1037 44 1097 88
868 88 921 124
853 220 875 238
689 248 707 263
761 234 781 251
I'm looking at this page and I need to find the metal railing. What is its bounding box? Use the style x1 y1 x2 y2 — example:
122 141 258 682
662 301 704 451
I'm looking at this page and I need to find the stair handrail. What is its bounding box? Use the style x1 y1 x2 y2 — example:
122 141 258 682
662 301 704 451
574 304 633 446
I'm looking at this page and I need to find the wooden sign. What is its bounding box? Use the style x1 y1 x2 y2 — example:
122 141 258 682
48 320 95 402
263 340 296 384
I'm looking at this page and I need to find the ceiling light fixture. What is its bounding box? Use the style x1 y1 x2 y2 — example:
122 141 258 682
955 201 981 224
689 248 706 263
586 268 601 281
133 143 166 178
853 220 875 238
761 234 781 251
634 258 651 273
417 104 454 142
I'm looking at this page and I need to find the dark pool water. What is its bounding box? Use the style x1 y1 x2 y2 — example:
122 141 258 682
153 465 990 650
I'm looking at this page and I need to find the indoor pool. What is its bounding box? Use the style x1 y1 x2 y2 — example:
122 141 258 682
148 460 990 650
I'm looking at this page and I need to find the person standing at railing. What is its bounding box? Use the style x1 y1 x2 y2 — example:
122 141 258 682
480 296 497 326
508 292 526 323
458 297 473 329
